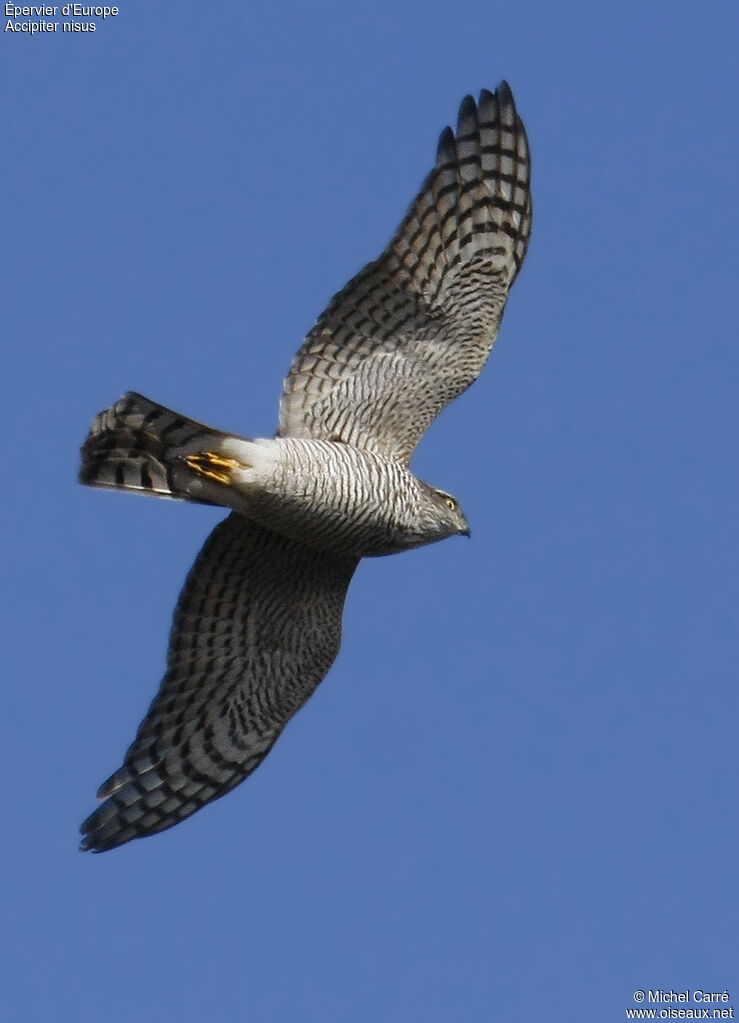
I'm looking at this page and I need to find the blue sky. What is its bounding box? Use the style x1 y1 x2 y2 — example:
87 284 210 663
3 1 738 1019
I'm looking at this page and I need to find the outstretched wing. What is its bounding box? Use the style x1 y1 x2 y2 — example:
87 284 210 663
81 514 358 852
278 82 532 461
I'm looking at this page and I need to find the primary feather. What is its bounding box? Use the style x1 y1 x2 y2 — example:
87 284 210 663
79 83 532 851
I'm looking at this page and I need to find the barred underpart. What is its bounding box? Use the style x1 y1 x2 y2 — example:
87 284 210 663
78 82 532 851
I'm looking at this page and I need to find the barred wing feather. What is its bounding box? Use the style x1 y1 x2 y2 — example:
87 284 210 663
81 514 357 852
278 82 532 461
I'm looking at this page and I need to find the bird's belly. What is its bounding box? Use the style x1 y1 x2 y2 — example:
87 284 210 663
229 439 426 557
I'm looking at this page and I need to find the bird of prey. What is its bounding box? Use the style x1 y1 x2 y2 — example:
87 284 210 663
79 82 532 852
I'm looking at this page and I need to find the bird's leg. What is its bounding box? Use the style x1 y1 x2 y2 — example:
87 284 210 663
184 452 249 485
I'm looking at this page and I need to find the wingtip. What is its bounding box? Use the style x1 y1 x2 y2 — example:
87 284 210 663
78 816 98 853
96 763 135 800
467 82 517 120
456 95 479 141
78 833 115 854
458 94 477 118
436 124 457 161
79 813 125 854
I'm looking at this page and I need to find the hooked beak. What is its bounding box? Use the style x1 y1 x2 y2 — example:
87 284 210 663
459 522 471 538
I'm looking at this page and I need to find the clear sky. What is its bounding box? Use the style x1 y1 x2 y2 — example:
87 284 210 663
3 1 738 1020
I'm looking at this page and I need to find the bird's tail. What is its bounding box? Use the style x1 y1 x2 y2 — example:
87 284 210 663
79 392 245 505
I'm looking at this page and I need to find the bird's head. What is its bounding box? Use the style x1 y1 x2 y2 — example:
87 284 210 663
432 488 471 538
405 485 470 545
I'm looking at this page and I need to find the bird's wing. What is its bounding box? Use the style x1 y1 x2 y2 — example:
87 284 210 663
80 514 358 852
278 82 531 462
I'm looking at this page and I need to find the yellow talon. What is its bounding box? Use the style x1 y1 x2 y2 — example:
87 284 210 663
185 452 245 485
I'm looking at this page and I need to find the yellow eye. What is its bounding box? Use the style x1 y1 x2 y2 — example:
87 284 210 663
445 496 457 512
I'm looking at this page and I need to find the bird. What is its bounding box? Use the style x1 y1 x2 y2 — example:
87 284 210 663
78 81 532 852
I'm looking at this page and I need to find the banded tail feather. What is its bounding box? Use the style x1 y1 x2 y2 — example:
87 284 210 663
79 392 239 504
